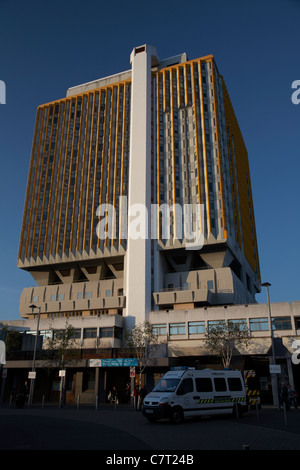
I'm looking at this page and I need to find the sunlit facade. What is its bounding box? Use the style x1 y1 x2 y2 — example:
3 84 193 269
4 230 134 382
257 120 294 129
18 45 260 326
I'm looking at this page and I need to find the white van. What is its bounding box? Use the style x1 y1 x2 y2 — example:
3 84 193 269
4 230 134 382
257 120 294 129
143 368 247 424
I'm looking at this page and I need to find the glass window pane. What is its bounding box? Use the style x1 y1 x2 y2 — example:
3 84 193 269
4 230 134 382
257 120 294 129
249 318 269 331
196 378 213 392
214 378 227 392
169 323 186 335
228 377 242 391
272 317 292 330
188 321 205 334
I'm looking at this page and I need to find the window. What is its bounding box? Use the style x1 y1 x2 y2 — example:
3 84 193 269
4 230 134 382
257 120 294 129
33 295 38 302
195 378 213 392
77 292 83 300
188 321 205 334
50 294 56 302
58 293 64 301
228 319 248 331
177 378 194 395
83 328 97 338
208 320 226 332
85 291 92 299
53 330 64 339
100 327 113 338
105 289 111 297
214 378 227 392
39 330 52 340
249 318 269 331
100 327 123 339
272 317 292 330
152 324 167 335
207 280 214 290
169 323 186 335
228 377 242 391
70 328 81 339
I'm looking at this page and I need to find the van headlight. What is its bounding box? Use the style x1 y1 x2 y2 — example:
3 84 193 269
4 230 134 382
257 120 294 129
159 397 169 406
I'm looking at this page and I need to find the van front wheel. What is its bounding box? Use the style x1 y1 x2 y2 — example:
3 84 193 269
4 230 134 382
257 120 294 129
170 408 183 424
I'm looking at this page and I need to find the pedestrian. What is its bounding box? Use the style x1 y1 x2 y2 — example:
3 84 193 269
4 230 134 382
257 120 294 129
139 386 147 410
279 382 289 410
125 383 131 404
133 385 139 410
288 384 298 410
108 385 118 405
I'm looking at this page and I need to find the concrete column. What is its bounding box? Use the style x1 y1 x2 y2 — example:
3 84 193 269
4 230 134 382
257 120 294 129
125 45 159 328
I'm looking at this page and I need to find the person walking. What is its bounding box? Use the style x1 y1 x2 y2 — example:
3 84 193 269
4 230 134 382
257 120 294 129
279 382 289 410
125 383 131 404
288 384 298 410
108 386 118 405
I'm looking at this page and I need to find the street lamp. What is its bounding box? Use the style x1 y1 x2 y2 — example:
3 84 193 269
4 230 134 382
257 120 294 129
28 304 41 405
261 282 279 407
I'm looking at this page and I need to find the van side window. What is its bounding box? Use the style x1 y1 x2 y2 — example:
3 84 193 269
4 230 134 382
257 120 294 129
228 378 242 391
195 378 213 392
177 378 194 395
214 378 227 392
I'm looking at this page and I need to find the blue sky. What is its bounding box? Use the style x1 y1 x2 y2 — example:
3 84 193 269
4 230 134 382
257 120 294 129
0 0 299 320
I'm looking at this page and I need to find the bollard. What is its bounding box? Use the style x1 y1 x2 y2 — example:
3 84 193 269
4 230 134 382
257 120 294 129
95 396 98 410
283 402 288 426
255 401 259 422
77 395 80 410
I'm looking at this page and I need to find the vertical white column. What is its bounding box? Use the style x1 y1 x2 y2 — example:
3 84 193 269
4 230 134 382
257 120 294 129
125 45 158 328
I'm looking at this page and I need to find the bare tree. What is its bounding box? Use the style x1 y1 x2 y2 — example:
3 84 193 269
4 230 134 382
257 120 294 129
44 322 79 406
204 320 251 369
125 321 159 389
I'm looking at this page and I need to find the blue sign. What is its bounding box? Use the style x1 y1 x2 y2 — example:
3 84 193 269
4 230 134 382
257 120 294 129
89 358 138 367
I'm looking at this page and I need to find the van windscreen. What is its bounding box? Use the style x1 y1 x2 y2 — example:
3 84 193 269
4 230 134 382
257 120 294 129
153 378 181 392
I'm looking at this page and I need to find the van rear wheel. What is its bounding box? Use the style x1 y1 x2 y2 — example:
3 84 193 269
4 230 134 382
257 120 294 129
170 408 183 424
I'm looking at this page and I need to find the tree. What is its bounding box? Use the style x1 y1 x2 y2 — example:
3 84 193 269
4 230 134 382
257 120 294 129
125 321 159 389
204 320 251 369
0 325 22 354
44 322 79 406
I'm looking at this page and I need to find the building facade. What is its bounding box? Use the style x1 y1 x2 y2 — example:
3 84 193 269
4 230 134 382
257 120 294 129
5 45 297 406
18 45 260 326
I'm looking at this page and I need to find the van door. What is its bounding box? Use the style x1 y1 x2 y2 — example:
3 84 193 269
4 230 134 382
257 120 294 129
213 377 232 413
175 378 194 414
194 377 214 415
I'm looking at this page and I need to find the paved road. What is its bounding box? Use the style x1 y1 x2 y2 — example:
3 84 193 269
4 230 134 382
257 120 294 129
0 404 300 451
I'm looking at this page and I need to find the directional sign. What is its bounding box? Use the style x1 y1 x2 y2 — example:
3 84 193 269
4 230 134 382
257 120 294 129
89 358 138 367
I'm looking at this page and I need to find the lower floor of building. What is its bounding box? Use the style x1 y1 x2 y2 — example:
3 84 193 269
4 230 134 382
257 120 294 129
1 353 299 408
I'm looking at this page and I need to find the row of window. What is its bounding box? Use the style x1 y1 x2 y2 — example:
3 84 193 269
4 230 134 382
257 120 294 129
152 316 294 336
36 326 123 340
32 288 123 304
179 376 242 395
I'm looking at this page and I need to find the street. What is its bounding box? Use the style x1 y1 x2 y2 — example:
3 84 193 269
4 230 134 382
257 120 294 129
0 403 300 451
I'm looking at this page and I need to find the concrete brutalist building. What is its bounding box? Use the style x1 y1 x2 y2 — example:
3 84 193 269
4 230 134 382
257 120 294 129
3 45 298 405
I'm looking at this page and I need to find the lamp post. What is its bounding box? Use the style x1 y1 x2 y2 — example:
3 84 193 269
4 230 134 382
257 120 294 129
28 304 41 405
261 282 279 407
